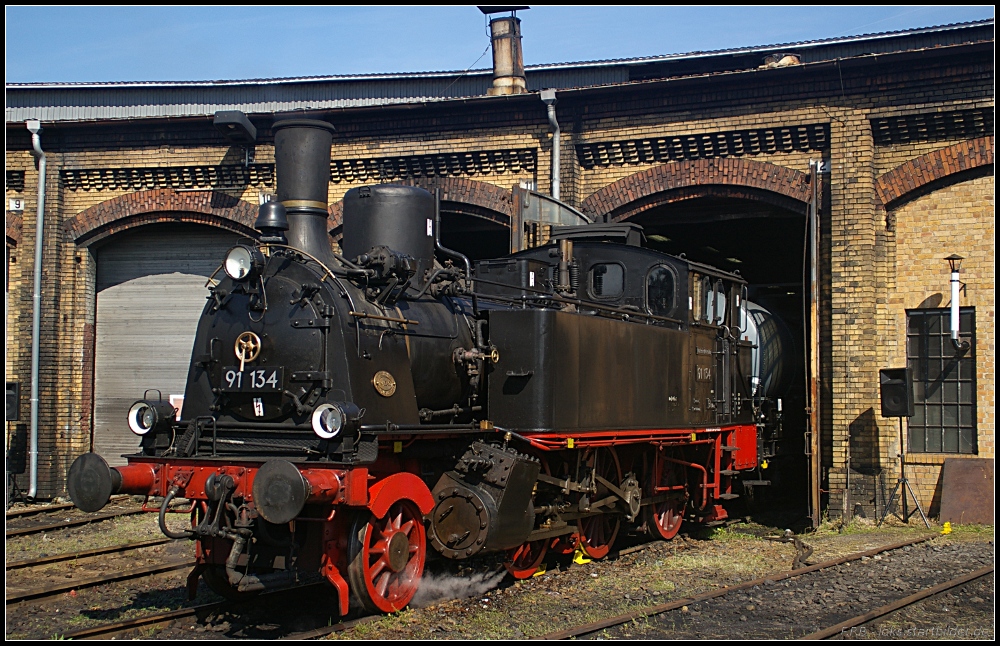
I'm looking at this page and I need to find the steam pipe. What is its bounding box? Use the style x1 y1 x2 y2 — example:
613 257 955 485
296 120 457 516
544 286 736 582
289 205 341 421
949 268 970 352
432 189 477 313
26 120 46 500
540 90 560 200
433 189 471 278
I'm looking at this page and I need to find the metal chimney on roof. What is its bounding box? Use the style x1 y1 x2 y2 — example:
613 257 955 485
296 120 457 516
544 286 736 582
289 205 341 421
481 8 529 96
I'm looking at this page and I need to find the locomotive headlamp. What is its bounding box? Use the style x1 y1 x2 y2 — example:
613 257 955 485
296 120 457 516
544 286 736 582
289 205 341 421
127 400 176 436
311 403 345 439
224 245 264 281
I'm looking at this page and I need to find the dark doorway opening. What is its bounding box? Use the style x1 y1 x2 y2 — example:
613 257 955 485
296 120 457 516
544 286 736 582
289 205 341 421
439 210 509 262
629 194 811 529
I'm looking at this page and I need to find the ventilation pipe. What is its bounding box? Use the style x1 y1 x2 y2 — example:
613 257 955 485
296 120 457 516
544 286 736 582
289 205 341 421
26 119 46 500
540 89 560 200
486 15 527 96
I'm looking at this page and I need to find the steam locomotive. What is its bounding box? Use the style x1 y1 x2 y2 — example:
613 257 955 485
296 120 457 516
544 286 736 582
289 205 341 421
67 119 795 614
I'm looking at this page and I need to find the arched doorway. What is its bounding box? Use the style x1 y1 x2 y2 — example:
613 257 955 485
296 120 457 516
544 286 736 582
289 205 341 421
91 222 239 464
439 204 509 261
584 161 815 520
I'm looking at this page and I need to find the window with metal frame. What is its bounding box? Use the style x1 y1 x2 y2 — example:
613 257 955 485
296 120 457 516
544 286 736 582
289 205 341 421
646 265 676 317
589 263 625 299
905 307 976 454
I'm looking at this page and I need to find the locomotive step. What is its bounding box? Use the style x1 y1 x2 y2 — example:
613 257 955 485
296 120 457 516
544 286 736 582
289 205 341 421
717 493 740 500
718 469 739 476
721 446 739 451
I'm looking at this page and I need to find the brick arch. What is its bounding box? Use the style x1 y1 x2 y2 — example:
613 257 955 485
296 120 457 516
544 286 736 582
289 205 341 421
64 188 261 245
581 158 812 222
6 212 22 247
328 177 513 234
875 136 994 210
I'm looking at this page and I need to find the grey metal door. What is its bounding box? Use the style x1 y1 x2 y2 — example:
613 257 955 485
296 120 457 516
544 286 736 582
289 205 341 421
93 223 237 464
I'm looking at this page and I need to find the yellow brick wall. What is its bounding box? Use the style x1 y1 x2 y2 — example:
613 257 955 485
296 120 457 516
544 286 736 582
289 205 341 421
879 173 995 513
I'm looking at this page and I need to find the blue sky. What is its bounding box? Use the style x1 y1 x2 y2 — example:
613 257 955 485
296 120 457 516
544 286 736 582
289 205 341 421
5 6 994 83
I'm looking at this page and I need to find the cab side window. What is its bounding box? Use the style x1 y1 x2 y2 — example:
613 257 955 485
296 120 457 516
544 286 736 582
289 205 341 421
590 263 625 299
646 265 675 317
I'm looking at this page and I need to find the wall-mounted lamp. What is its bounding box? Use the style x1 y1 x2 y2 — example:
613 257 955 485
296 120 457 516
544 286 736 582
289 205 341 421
213 110 257 167
945 254 970 352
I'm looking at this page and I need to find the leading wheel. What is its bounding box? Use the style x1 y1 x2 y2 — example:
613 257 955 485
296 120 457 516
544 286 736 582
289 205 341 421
348 500 426 614
577 447 622 559
645 450 686 540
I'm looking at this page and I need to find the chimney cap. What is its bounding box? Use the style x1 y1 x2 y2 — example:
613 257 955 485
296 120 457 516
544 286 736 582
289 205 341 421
478 6 529 15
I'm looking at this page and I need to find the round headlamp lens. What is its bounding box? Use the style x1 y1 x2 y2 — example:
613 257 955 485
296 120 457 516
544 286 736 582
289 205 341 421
224 246 254 280
311 404 344 440
128 401 154 435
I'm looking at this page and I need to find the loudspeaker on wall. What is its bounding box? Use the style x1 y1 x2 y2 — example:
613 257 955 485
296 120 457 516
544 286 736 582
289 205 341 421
879 367 914 418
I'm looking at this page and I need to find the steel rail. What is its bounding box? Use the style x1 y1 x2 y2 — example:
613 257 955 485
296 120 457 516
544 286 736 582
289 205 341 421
802 565 994 640
6 538 172 571
6 559 193 604
535 533 938 639
5 509 148 538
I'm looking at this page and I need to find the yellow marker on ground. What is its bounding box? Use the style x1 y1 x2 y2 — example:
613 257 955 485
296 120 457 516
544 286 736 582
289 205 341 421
942 521 952 535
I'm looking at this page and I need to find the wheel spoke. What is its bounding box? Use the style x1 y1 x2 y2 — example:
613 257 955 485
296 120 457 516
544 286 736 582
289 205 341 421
374 570 390 596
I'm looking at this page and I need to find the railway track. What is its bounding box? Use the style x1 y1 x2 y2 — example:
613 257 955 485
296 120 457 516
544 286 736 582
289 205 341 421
803 566 994 640
6 538 173 571
4 495 131 520
55 581 334 640
5 508 148 538
57 601 219 640
5 558 194 604
535 534 991 640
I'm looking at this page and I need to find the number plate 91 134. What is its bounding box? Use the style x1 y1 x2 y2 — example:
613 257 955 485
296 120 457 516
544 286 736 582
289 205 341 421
221 367 284 392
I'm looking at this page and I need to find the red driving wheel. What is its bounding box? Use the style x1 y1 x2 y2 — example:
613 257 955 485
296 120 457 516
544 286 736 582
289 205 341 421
504 539 549 579
577 447 622 559
645 450 686 540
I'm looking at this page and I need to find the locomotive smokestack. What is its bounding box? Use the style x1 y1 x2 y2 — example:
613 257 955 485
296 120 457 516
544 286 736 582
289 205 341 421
486 15 527 96
272 119 337 266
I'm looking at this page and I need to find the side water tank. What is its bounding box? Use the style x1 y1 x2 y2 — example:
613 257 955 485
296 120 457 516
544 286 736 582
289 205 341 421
742 301 796 398
341 184 436 266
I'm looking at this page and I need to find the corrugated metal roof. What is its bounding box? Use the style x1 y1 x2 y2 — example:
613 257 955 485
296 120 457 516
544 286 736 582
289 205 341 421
6 19 992 124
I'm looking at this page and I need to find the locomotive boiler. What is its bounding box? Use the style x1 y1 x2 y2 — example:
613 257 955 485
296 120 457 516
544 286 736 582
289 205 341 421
67 119 795 614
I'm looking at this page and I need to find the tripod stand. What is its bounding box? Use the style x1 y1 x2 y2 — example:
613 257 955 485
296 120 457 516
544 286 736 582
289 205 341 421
877 417 929 528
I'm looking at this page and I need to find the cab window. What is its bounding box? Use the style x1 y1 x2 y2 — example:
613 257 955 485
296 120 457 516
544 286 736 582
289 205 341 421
646 265 676 317
589 263 625 299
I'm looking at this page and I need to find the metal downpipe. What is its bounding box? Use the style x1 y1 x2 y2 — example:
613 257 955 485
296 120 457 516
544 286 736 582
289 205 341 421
26 120 46 500
541 90 560 200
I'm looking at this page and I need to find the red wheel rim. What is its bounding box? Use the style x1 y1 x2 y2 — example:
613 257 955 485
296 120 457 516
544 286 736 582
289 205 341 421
650 499 684 540
349 500 426 613
578 447 621 559
504 539 549 579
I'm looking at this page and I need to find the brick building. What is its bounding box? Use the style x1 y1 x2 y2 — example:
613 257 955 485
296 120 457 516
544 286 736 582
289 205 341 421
5 19 994 521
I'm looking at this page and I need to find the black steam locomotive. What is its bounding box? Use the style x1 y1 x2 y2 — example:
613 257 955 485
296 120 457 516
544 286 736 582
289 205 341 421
67 119 795 614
